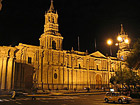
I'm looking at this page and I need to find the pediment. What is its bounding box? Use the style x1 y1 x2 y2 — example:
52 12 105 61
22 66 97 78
90 51 106 58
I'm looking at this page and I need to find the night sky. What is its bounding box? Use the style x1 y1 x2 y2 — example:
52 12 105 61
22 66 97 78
0 0 140 56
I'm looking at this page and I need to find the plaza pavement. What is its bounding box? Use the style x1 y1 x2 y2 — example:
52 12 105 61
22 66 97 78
0 89 107 98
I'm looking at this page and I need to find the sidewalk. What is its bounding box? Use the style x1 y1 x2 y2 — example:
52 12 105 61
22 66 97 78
30 89 107 96
0 89 107 98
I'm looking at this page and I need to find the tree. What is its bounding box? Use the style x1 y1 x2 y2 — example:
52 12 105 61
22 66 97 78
110 69 140 88
0 0 2 11
126 38 140 69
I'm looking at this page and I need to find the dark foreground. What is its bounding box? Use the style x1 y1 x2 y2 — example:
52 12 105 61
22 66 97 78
0 94 140 105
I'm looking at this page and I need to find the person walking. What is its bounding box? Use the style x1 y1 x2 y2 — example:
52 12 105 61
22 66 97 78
11 91 16 99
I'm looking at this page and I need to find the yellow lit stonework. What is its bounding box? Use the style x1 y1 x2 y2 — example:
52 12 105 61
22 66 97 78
0 46 17 90
116 24 131 61
0 1 125 91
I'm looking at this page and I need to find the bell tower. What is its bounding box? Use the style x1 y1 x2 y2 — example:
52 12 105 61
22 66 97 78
39 0 63 50
117 24 130 60
118 24 129 50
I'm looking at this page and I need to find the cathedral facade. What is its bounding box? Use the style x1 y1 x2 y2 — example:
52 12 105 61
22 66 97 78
0 1 127 92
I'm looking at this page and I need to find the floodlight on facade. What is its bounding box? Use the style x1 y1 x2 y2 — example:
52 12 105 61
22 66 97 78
124 38 129 44
117 36 122 42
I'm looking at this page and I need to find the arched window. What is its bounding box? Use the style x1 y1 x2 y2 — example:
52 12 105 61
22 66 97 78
96 65 99 70
54 73 57 79
48 16 50 22
52 41 56 50
79 64 81 69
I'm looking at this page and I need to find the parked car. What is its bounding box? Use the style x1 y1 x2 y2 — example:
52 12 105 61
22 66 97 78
104 92 132 104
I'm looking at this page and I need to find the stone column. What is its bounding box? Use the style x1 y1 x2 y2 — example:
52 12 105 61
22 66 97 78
71 57 74 89
6 58 14 90
0 58 3 89
50 38 52 49
1 57 8 90
12 59 16 90
86 59 90 87
38 50 43 89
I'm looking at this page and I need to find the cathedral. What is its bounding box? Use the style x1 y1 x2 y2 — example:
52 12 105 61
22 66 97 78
0 1 130 92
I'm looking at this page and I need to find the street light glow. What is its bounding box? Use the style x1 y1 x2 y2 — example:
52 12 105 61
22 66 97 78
107 39 113 45
115 43 119 46
107 39 113 56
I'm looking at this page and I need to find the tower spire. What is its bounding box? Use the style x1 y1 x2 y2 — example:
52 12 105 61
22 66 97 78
120 24 125 35
48 0 55 13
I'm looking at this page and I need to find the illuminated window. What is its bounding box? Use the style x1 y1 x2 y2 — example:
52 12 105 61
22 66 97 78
28 57 32 64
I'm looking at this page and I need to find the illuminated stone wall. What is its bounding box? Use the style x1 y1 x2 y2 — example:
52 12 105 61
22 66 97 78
0 1 122 91
0 47 16 90
14 43 38 90
0 44 121 91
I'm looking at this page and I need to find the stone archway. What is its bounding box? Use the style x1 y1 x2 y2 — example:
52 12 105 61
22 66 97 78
96 74 102 89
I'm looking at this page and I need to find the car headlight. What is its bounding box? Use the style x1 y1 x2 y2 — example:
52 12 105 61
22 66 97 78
123 97 126 100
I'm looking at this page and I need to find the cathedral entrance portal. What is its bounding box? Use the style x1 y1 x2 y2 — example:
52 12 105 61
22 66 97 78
96 74 102 89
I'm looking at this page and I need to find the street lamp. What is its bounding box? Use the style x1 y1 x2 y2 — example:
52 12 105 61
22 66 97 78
115 43 119 46
107 39 113 56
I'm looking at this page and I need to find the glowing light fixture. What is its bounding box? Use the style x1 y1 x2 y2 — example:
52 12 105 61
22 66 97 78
117 36 122 42
107 39 113 56
107 39 113 45
115 43 119 46
124 39 129 44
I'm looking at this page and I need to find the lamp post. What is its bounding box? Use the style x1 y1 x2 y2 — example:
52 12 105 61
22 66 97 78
107 39 113 56
107 39 113 89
